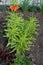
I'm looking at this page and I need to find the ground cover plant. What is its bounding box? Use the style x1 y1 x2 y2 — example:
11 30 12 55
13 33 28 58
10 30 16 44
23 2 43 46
4 10 39 65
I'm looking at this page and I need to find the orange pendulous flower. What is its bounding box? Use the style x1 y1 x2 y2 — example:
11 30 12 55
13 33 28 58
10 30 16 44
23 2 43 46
9 5 19 11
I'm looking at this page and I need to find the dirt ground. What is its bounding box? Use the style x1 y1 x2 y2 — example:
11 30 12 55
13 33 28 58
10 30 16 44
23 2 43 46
0 10 43 65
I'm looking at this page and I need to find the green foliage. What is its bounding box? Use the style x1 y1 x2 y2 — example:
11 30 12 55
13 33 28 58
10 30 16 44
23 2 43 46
0 5 6 12
40 4 43 13
5 11 38 55
29 5 36 12
19 0 29 12
10 0 19 5
10 55 34 65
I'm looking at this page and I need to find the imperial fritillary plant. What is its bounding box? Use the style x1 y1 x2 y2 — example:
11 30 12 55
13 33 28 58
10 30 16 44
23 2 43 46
5 11 39 65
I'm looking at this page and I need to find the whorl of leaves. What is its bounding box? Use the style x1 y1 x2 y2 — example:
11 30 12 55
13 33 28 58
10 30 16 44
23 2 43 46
5 11 39 55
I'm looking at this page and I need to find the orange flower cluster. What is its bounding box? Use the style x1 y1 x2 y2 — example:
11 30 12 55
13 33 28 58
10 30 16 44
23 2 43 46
9 5 19 11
